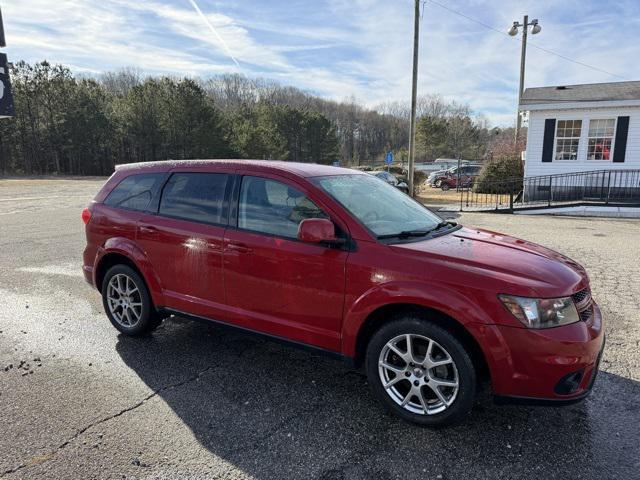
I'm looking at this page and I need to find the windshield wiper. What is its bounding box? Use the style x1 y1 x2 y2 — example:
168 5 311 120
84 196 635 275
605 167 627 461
377 221 457 240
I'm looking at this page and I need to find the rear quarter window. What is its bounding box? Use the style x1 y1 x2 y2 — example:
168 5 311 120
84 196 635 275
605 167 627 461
104 173 164 211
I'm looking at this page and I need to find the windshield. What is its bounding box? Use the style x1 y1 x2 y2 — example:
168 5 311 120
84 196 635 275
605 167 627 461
313 174 442 237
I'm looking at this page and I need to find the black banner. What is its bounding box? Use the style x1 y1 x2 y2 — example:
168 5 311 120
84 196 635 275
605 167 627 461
0 53 14 118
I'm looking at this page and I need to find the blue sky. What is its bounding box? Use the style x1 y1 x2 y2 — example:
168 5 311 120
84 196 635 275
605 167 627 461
3 0 640 125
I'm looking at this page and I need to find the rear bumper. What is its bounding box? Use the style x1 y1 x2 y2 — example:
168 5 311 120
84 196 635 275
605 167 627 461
82 265 94 286
481 301 605 402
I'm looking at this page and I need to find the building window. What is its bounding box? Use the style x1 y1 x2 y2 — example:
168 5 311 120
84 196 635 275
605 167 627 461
554 120 582 160
587 119 615 160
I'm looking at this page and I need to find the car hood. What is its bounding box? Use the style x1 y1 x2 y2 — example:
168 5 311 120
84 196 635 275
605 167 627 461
390 226 587 296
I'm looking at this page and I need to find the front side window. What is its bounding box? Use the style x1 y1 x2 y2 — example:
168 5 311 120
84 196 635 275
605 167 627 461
554 120 582 160
159 173 228 224
314 174 441 237
238 176 327 238
104 173 164 211
587 119 615 160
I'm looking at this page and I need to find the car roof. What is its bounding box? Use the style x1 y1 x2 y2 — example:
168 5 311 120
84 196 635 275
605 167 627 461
114 159 359 178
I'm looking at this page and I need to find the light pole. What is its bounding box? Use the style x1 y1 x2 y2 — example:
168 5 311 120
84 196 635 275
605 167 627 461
508 15 541 142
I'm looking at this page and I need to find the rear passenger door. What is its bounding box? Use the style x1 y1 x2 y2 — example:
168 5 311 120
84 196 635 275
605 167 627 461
136 171 231 319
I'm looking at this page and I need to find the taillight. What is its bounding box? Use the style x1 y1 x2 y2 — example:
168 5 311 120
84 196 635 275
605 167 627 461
81 207 92 225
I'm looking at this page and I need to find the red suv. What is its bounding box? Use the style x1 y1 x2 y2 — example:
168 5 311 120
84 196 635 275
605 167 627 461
82 160 604 426
439 165 483 191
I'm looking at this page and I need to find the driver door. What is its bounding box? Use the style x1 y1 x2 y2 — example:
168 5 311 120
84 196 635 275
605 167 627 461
223 174 349 352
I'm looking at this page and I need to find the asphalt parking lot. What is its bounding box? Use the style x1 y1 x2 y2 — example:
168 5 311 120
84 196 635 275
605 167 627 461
1 178 639 480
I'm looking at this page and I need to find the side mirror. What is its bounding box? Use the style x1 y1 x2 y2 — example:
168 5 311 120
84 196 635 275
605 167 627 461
298 218 344 245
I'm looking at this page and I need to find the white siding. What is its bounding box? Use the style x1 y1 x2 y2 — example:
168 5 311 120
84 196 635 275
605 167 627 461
524 106 640 177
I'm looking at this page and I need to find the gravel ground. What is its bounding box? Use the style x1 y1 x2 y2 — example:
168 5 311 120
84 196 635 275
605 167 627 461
0 178 638 480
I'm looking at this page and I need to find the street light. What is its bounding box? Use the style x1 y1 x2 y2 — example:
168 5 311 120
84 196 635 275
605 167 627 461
509 15 541 142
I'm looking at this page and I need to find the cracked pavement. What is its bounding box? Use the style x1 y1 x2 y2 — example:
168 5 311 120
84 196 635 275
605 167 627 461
0 178 639 479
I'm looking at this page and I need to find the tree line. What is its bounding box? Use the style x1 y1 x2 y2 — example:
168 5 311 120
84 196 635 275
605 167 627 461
0 61 514 176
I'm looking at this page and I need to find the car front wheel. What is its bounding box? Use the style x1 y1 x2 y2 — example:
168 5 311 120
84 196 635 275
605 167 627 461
365 316 476 426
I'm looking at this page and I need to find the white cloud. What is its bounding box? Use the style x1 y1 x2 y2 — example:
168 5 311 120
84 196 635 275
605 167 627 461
3 0 640 126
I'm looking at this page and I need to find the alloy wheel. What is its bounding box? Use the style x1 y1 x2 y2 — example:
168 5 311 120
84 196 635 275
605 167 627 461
106 273 143 328
378 334 459 415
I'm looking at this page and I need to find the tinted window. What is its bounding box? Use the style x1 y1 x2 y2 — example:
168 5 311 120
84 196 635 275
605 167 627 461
159 173 228 224
104 173 164 211
238 176 327 238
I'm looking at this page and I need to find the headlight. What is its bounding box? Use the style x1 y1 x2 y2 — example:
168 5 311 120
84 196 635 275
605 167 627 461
498 294 580 329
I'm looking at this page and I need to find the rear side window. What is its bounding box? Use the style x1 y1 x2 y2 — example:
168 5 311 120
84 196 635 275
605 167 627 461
238 176 327 238
159 173 229 225
104 173 164 211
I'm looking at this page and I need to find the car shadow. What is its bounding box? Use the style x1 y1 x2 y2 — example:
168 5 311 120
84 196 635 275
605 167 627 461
116 317 639 480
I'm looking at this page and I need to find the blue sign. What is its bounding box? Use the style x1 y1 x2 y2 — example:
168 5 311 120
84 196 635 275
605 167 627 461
332 161 340 167
385 151 394 165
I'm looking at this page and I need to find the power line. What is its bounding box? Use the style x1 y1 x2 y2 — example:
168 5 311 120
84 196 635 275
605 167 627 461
425 0 627 80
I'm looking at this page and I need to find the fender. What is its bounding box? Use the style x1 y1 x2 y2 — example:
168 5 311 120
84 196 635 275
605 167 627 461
94 237 165 307
341 280 499 359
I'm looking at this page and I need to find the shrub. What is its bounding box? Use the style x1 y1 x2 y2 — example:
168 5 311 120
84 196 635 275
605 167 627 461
474 155 523 194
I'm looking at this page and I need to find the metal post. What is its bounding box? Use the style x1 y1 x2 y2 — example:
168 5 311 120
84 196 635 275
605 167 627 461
407 0 420 197
548 175 553 207
514 15 528 142
0 7 5 48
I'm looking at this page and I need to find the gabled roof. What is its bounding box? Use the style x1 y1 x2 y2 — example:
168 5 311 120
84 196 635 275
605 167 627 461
520 80 640 106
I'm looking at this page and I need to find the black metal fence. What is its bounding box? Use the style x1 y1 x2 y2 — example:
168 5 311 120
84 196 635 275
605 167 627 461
460 169 640 211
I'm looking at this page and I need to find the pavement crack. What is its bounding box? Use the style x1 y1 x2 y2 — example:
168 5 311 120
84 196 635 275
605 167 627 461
225 401 324 456
1 365 217 478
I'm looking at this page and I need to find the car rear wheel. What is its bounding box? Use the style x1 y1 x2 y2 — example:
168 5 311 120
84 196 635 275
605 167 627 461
365 316 476 426
101 265 161 336
441 183 450 191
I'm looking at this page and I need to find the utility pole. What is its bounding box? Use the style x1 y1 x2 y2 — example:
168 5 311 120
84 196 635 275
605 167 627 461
407 0 420 197
508 15 541 143
515 15 527 141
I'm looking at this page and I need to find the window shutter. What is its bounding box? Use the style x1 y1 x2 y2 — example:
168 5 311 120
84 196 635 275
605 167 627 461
541 118 556 162
613 116 629 163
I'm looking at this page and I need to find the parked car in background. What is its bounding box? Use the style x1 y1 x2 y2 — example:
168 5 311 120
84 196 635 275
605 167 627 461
439 164 483 191
427 169 448 188
433 158 472 170
370 171 409 194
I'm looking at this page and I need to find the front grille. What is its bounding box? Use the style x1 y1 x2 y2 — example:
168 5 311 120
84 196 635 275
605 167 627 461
572 289 590 304
572 289 593 322
579 308 593 322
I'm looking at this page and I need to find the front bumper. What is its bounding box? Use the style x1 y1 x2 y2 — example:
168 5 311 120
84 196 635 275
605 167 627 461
485 301 605 403
494 333 605 405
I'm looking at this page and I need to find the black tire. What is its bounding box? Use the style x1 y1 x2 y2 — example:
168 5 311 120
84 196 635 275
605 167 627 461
101 264 161 336
441 183 450 191
365 315 476 427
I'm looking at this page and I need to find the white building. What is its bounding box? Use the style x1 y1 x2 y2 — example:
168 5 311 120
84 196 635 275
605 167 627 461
519 81 639 178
